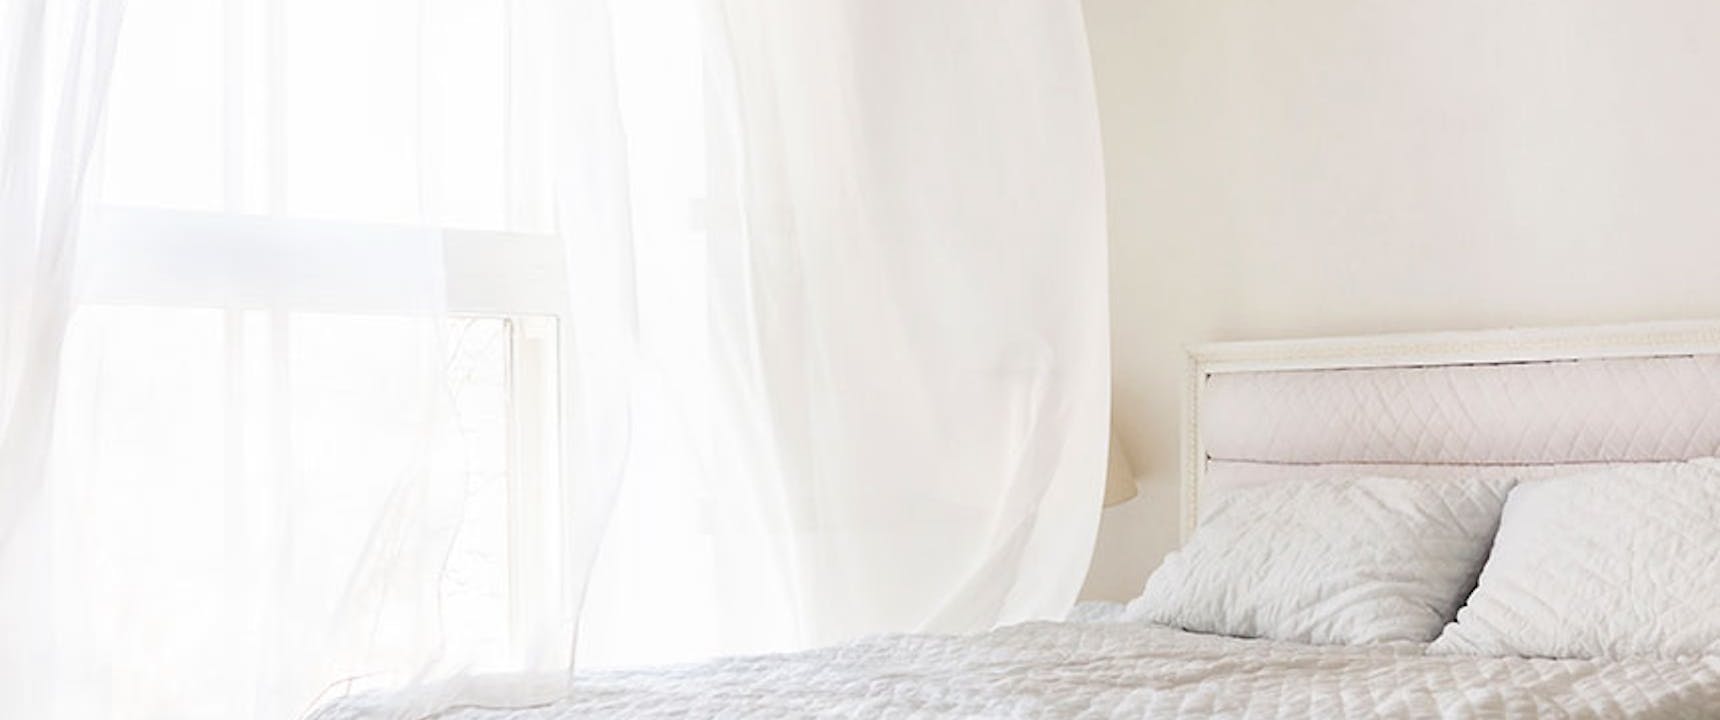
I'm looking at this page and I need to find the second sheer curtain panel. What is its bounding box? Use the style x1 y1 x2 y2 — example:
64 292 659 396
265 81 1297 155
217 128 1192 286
579 0 1109 662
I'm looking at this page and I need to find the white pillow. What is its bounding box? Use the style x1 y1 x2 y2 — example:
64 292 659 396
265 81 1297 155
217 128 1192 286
1430 460 1720 659
1125 475 1513 645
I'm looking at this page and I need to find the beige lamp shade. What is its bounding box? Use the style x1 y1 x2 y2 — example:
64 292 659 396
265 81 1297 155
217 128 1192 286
1103 428 1138 507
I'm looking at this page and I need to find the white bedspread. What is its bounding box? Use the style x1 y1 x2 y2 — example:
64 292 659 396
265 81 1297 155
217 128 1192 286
313 622 1720 719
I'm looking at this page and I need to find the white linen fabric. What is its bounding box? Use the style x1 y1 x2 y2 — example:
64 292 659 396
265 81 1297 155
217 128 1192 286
24 2 530 717
1431 459 1720 660
1128 475 1513 645
0 0 119 510
575 0 1110 669
310 622 1720 719
1 0 1109 718
0 0 124 714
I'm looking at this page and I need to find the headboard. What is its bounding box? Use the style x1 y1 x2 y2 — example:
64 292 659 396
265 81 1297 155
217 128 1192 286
1182 321 1720 539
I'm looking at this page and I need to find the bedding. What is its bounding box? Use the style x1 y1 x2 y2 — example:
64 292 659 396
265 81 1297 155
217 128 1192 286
312 620 1720 719
1126 475 1512 645
1432 459 1720 660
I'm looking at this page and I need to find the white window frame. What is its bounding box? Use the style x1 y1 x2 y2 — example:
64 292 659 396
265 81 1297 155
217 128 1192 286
81 204 572 663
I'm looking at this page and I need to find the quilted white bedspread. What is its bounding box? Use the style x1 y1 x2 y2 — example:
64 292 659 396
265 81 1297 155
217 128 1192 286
313 621 1720 719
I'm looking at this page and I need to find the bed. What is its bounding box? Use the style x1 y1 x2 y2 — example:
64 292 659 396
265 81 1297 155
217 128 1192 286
314 620 1720 719
315 321 1720 719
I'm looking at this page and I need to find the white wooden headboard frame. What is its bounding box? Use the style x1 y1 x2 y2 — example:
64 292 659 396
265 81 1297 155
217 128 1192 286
1182 320 1720 540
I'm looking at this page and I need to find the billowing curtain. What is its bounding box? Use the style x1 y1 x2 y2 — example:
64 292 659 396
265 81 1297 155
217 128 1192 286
702 0 1110 640
575 0 1109 664
0 0 1107 717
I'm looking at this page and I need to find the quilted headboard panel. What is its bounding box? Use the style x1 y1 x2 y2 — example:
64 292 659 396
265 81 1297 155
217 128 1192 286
1203 355 1720 465
1183 322 1720 538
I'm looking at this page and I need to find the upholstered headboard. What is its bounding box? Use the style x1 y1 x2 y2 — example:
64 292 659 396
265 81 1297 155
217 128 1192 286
1182 321 1720 539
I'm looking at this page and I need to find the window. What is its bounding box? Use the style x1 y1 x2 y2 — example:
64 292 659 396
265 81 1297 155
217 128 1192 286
58 0 578 686
62 0 708 693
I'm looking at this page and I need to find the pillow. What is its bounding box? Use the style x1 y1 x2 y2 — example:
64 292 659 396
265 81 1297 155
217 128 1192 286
1430 460 1720 659
1124 475 1513 645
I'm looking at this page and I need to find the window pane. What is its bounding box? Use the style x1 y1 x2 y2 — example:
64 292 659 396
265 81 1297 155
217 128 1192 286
46 308 530 714
99 0 517 230
99 0 224 211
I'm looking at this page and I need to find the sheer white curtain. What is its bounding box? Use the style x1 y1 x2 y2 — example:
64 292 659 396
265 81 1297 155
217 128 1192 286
701 0 1109 639
0 0 124 714
575 0 1109 664
7 0 574 718
0 0 121 537
1 0 1107 716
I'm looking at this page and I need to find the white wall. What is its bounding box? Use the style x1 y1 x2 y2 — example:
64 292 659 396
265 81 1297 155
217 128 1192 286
1079 0 1720 600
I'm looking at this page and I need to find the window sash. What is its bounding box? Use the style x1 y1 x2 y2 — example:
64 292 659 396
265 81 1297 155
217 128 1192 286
76 204 573 666
82 205 567 317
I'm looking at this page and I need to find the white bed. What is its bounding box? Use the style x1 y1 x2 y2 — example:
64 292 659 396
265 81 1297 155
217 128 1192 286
315 619 1720 719
315 321 1720 719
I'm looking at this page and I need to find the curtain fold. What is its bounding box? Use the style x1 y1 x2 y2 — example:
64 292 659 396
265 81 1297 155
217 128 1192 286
702 0 1110 642
0 0 122 540
0 0 125 714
